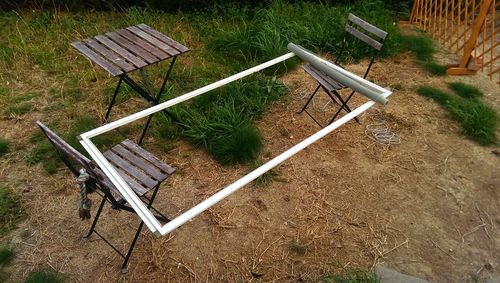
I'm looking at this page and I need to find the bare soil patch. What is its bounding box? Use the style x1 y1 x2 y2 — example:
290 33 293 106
0 53 499 282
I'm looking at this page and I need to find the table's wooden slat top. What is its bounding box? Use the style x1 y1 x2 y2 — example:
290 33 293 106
71 24 190 77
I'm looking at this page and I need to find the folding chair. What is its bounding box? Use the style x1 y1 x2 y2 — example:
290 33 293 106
299 13 388 127
36 121 175 273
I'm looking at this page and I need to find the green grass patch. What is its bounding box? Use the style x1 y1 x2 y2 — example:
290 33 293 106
4 102 34 116
0 247 15 267
417 86 497 145
423 62 447 76
400 34 447 76
448 82 483 99
25 269 65 283
0 186 23 235
319 270 379 283
0 138 9 157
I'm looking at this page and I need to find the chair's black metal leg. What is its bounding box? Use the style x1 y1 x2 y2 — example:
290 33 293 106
121 221 144 273
84 195 107 238
121 185 161 273
157 56 177 101
299 85 321 114
328 90 360 125
105 77 123 122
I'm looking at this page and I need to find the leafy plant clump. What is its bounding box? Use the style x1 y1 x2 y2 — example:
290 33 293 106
0 247 15 267
0 186 23 235
417 86 497 145
0 138 9 157
25 269 65 283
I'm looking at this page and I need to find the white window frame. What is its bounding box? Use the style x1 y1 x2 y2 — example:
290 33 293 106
79 47 392 236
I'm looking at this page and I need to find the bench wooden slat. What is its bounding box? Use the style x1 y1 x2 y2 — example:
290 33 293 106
104 150 158 189
121 139 175 175
95 35 148 68
137 24 190 53
105 31 159 64
70 42 123 76
116 29 170 60
345 25 383 51
348 13 388 39
83 38 136 72
126 26 179 56
111 144 167 181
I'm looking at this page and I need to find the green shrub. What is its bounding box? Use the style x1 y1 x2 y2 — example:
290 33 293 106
0 138 9 157
25 270 65 283
448 82 483 99
0 186 23 235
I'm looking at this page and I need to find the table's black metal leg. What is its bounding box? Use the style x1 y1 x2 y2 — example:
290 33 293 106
105 77 123 122
299 84 321 114
121 184 161 273
137 56 178 146
84 195 107 238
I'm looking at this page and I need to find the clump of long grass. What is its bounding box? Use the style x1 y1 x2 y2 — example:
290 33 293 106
0 186 23 235
417 86 497 145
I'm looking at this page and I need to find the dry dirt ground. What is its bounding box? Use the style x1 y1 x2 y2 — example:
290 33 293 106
0 51 499 282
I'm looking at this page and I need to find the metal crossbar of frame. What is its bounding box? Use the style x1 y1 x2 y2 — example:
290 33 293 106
79 44 392 236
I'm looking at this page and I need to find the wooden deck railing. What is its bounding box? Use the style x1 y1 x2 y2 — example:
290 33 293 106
409 0 499 84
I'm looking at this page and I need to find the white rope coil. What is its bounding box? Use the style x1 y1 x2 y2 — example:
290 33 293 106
363 109 401 146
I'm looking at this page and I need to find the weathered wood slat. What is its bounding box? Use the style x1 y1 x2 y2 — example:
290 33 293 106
126 26 179 56
137 24 190 53
303 65 343 92
121 139 175 174
115 168 149 196
348 13 388 39
70 42 123 76
83 38 135 72
345 25 383 51
95 35 148 68
111 144 167 181
105 32 159 64
103 150 158 189
116 29 170 60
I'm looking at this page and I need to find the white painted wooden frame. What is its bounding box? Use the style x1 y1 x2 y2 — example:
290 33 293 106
79 45 392 236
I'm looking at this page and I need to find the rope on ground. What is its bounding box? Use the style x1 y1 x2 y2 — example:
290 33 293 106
363 108 401 146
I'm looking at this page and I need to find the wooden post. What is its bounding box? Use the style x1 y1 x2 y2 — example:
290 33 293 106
447 0 493 75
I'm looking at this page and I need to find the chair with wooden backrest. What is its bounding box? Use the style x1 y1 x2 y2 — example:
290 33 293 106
36 121 175 273
299 13 388 127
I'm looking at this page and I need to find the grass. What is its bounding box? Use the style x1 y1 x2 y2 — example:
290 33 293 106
24 270 65 283
417 86 497 145
1 2 404 166
0 186 23 235
0 138 9 157
0 247 15 267
448 82 483 99
319 270 380 283
400 34 447 76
